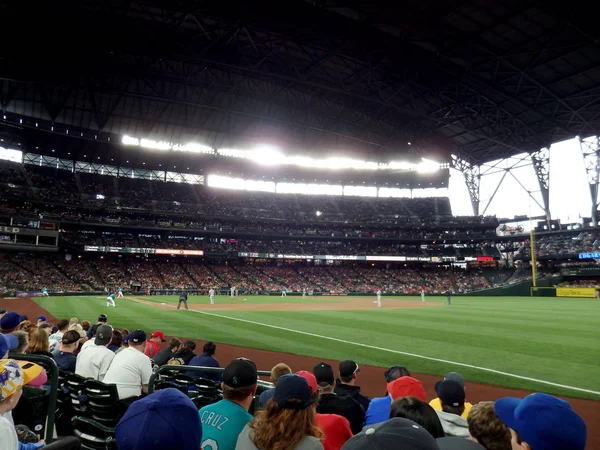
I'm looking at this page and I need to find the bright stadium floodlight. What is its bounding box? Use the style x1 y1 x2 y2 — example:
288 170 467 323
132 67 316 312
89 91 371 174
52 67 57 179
0 147 22 163
217 148 246 158
140 139 171 150
248 146 285 166
122 135 140 146
173 143 213 154
316 210 322 216
416 158 441 173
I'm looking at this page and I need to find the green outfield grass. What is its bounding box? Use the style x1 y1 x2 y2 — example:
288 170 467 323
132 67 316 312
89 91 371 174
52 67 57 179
34 295 600 400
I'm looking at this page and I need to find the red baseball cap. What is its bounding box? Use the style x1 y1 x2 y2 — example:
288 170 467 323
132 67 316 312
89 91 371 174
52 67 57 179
296 370 318 394
387 376 427 402
150 330 166 342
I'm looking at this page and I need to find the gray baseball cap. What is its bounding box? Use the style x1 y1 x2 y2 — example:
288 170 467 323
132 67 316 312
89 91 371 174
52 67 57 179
342 418 439 450
95 324 113 346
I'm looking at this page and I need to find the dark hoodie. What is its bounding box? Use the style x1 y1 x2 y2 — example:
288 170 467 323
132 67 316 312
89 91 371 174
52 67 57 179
171 346 196 364
334 379 370 412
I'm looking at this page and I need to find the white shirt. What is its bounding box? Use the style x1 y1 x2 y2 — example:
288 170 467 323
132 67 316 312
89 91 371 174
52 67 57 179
80 338 96 352
76 344 115 381
49 331 64 352
0 413 19 450
102 347 152 400
209 289 215 296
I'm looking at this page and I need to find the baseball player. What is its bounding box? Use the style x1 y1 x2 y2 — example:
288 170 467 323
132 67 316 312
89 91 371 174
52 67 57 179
117 287 124 298
177 292 189 310
230 286 235 298
376 289 382 308
209 288 215 305
281 287 287 297
106 292 116 308
445 290 452 306
41 287 49 297
302 287 307 298
421 288 425 302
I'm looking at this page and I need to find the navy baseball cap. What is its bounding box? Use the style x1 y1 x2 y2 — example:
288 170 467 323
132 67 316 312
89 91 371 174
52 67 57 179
273 374 312 410
0 312 22 332
222 359 257 388
0 333 18 357
342 418 439 450
495 393 586 450
340 360 360 377
129 329 147 344
37 316 47 322
313 362 335 387
116 388 202 450
436 380 465 407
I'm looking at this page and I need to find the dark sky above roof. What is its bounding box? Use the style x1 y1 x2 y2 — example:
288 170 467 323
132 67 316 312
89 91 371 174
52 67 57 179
1 0 599 164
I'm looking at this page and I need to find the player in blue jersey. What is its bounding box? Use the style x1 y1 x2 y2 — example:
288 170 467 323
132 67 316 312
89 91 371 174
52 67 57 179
106 292 116 308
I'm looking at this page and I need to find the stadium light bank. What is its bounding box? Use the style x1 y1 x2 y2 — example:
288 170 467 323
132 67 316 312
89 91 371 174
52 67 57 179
121 135 447 173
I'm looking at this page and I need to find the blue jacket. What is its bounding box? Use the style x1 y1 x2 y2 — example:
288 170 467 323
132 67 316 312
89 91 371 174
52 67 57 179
186 352 222 381
364 395 392 426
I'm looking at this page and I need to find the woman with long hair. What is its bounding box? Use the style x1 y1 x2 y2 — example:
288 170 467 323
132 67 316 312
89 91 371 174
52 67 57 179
236 374 323 450
27 328 53 358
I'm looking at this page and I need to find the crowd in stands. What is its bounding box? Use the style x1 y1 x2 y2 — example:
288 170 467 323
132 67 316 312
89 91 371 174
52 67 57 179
516 231 600 260
0 308 587 450
0 254 503 294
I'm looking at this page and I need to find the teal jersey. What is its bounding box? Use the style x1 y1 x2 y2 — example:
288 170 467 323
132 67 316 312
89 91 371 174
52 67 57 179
42 288 48 293
108 293 116 300
118 288 123 292
199 399 252 450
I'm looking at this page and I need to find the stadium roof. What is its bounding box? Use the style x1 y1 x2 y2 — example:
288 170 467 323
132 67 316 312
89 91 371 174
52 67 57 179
1 0 600 164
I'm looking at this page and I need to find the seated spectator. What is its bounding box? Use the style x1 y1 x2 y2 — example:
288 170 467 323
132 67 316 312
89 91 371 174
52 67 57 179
365 374 426 426
69 317 79 327
75 324 115 381
236 373 323 450
86 314 107 340
103 329 152 400
0 359 81 450
115 388 202 450
259 362 292 408
0 333 18 358
430 372 473 419
81 320 91 333
199 359 258 450
494 393 586 450
54 330 82 373
107 329 123 352
297 370 352 450
314 362 365 435
37 316 47 326
27 328 53 358
341 417 439 450
49 319 69 353
467 401 511 450
437 437 486 450
434 380 470 438
390 396 445 438
12 331 28 354
170 340 197 364
1 312 22 334
152 338 181 366
334 360 369 413
144 330 166 359
186 341 221 381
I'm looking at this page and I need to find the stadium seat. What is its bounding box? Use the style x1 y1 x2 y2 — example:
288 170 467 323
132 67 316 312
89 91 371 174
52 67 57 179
83 379 128 427
71 416 115 450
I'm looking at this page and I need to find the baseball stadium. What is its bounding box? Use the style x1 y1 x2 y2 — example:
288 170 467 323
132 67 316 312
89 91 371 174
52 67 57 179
0 1 599 449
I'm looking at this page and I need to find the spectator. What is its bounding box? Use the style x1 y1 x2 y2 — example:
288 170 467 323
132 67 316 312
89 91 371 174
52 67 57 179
434 380 470 438
314 362 365 435
171 340 196 364
28 328 53 358
341 417 439 450
437 437 486 450
108 329 123 352
49 319 70 353
494 393 586 450
389 396 445 438
75 324 115 381
152 338 182 366
467 401 511 450
37 316 47 326
0 333 18 358
54 330 81 373
297 370 353 450
86 314 107 340
103 329 152 400
12 330 28 354
334 360 370 413
365 374 426 426
199 359 258 450
115 388 202 450
236 373 323 450
186 341 221 381
81 320 91 333
144 330 166 359
1 312 22 334
69 317 79 327
430 372 473 419
259 362 292 408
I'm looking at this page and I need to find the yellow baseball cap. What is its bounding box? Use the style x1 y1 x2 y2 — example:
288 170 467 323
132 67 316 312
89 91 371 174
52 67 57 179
0 359 25 401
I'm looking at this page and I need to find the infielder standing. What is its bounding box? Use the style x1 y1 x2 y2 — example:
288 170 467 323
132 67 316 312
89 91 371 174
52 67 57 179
421 288 425 302
302 287 307 298
209 288 215 305
445 290 452 306
117 287 124 298
281 287 287 297
376 289 382 308
106 292 116 308
230 286 235 298
177 292 189 310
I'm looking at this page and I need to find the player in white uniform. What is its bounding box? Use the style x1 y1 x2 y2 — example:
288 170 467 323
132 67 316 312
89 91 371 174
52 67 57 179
302 287 307 298
117 287 124 298
376 289 382 308
209 288 215 305
421 288 425 302
281 287 287 297
230 286 235 298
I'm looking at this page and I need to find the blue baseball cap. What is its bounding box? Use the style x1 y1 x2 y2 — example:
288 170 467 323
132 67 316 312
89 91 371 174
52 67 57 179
37 316 47 322
115 388 202 450
273 374 312 410
494 393 586 450
129 329 147 344
0 312 22 332
0 333 18 357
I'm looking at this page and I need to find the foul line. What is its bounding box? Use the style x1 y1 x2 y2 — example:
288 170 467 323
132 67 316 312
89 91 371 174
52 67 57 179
186 308 600 397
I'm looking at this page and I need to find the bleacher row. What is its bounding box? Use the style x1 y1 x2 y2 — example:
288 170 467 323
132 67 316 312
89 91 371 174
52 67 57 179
0 254 511 295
